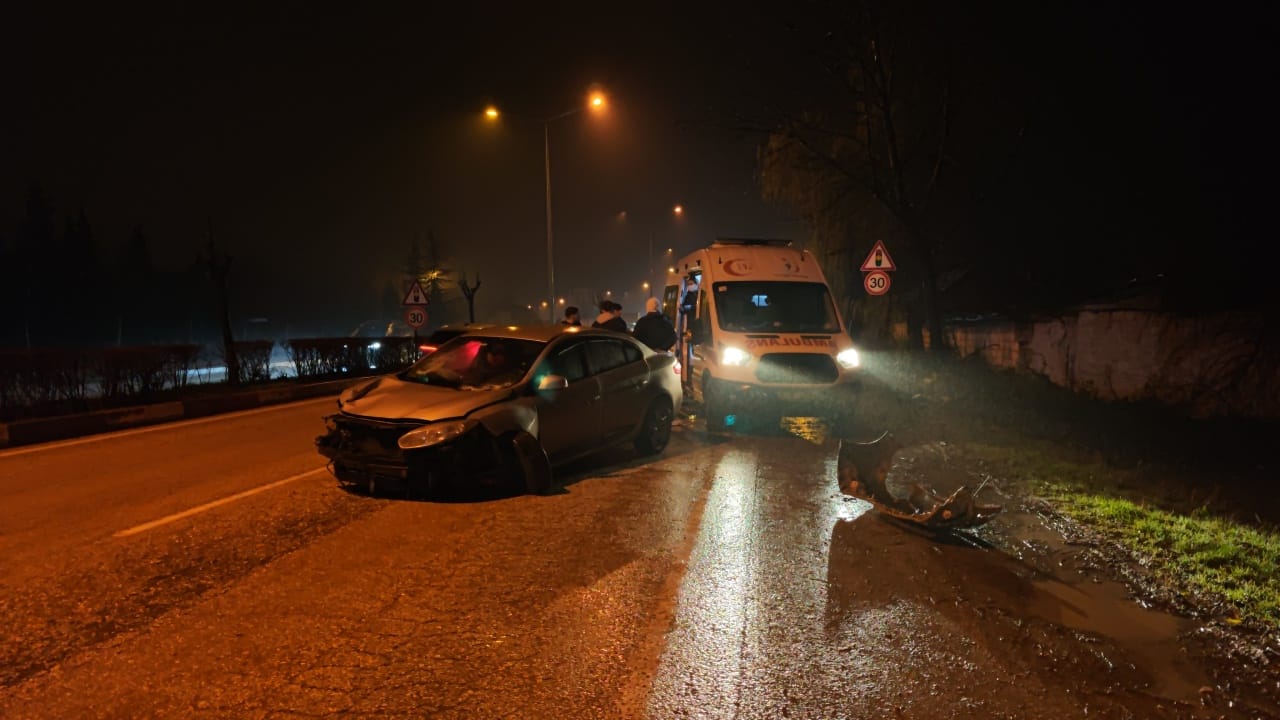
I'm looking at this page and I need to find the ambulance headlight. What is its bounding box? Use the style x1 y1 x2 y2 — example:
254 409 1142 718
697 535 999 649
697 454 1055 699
836 348 861 369
720 347 752 366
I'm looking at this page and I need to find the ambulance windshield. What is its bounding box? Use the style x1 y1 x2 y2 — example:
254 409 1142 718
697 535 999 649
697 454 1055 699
712 281 839 333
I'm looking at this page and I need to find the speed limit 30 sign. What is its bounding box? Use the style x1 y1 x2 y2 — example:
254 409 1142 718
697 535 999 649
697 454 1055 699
405 306 428 329
864 270 891 296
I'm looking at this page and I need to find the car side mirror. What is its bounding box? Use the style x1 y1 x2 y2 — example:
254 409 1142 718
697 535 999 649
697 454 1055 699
537 374 569 391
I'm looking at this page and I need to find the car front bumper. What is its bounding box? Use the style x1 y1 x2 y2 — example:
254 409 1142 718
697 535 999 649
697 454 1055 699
314 414 501 490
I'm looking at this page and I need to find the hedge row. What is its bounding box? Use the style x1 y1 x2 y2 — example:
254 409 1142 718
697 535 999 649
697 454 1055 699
0 345 203 417
0 337 419 420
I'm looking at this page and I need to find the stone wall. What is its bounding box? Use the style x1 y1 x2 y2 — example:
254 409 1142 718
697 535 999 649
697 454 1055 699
897 311 1280 420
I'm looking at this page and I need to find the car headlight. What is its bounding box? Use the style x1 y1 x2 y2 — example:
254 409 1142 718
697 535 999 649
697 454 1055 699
398 420 474 450
836 348 860 369
721 346 752 366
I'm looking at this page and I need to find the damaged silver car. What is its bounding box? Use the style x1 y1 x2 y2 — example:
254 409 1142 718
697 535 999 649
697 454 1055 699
315 325 683 496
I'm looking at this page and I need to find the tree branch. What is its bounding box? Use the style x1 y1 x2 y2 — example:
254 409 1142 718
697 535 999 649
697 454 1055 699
776 120 915 246
918 80 951 216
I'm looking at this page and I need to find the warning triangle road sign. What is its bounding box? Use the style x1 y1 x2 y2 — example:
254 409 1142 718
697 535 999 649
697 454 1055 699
401 281 429 306
860 240 897 272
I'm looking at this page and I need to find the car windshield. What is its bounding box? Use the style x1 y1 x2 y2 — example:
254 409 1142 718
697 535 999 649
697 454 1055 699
399 336 545 390
712 281 840 333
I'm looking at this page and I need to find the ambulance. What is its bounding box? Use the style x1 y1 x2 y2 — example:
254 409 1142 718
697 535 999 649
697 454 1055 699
662 238 861 431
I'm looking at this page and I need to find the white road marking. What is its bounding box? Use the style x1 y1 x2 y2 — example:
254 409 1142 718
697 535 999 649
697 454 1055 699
0 396 336 459
113 467 329 538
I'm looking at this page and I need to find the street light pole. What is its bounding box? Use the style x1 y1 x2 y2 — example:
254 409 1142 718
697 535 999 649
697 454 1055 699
619 206 683 300
485 90 606 325
648 231 653 299
544 121 555 324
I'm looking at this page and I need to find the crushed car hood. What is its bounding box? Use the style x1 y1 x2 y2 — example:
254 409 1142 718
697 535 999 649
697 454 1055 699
337 375 514 422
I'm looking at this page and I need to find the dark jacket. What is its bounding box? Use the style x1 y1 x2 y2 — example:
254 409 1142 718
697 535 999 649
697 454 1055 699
592 315 627 333
632 311 676 351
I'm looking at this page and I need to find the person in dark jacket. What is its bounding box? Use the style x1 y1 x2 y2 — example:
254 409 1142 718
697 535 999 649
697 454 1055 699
592 300 627 332
632 296 676 351
561 306 581 326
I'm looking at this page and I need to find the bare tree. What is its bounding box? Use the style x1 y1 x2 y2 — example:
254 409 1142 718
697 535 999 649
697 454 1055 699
197 223 239 385
403 230 455 326
459 271 482 323
758 0 963 350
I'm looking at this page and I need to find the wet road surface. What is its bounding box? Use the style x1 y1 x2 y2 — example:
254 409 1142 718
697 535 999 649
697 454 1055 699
0 400 1273 718
647 429 1248 719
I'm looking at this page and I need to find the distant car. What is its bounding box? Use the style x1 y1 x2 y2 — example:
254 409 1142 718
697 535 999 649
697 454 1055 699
315 325 682 496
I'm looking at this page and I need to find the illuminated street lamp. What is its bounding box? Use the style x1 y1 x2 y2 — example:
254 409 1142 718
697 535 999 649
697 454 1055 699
485 88 608 322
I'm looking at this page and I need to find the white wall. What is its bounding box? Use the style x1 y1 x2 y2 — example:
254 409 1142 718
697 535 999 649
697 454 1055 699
898 311 1280 420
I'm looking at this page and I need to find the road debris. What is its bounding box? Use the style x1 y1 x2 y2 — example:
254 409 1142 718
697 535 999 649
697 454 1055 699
836 431 1002 530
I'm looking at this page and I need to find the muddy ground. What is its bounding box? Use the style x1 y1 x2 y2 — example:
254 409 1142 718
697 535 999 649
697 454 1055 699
772 351 1279 718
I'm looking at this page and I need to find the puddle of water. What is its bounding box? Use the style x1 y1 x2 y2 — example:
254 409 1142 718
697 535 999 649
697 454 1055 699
1025 574 1207 702
827 439 1274 717
835 496 874 522
991 510 1213 705
780 417 831 444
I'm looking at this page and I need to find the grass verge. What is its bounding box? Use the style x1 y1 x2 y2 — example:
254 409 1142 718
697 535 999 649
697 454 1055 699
966 442 1280 627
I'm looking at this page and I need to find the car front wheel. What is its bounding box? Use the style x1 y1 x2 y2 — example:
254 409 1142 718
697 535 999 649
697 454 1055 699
504 430 553 495
634 396 674 455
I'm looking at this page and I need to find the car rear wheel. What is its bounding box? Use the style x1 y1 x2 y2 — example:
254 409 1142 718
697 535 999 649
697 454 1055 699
634 396 674 455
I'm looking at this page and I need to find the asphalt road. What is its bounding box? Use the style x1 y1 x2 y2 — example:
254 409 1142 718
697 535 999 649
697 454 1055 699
0 397 1268 719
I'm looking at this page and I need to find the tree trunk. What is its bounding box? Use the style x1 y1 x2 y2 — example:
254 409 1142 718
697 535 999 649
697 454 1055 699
907 298 925 351
920 249 946 353
217 284 240 385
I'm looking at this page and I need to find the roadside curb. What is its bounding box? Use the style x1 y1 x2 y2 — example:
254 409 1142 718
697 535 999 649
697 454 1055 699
0 378 364 450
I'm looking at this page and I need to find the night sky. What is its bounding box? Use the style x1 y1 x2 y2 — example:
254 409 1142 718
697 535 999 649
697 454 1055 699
2 2 1272 339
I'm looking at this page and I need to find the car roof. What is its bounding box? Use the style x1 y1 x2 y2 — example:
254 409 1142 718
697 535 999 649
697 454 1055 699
428 324 484 335
446 323 643 345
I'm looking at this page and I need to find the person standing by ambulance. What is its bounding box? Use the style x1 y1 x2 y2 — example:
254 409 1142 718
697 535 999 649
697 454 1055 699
632 296 676 351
